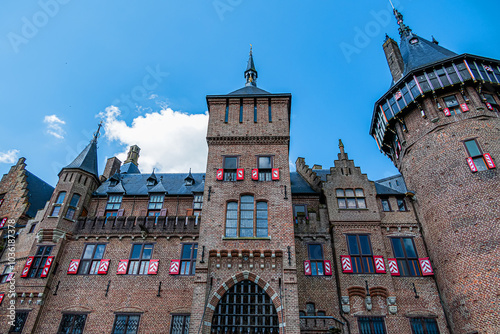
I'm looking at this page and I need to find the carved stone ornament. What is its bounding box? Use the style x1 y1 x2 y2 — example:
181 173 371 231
341 296 350 314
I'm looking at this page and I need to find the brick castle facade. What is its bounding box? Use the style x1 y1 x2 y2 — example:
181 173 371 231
0 8 498 334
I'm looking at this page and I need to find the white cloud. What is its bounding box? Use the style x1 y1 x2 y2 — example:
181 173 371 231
44 114 66 139
0 149 20 164
99 105 209 173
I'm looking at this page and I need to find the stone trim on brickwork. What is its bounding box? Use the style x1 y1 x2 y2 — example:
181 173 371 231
202 271 284 331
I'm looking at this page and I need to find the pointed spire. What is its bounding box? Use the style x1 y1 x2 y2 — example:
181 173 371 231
393 7 412 38
245 44 258 87
338 139 347 160
62 123 100 178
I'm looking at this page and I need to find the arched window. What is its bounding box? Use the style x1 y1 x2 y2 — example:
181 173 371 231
306 303 315 316
50 191 66 217
240 195 254 237
211 280 279 333
65 194 81 220
256 201 268 237
225 202 238 237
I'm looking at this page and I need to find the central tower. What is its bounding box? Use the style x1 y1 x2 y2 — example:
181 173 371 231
190 49 299 334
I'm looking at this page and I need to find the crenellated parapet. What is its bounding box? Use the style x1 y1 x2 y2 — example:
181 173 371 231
295 157 322 192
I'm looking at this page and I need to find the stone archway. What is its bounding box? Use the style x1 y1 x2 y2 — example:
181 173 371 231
204 272 283 334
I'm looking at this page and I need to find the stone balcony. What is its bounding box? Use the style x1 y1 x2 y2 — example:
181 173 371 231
72 215 200 236
300 316 345 334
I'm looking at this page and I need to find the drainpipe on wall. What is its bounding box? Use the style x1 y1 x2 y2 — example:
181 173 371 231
407 192 453 334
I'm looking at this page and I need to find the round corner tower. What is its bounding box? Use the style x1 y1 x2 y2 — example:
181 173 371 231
370 8 500 334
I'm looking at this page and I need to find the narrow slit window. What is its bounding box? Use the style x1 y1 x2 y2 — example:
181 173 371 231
268 98 272 122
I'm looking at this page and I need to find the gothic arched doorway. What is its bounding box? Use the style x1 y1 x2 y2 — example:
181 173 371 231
211 280 279 334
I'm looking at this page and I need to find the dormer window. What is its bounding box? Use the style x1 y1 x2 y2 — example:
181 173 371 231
147 178 157 186
185 178 194 186
409 37 419 45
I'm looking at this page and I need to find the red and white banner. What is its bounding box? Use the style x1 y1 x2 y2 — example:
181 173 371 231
21 256 34 278
467 158 478 172
486 102 494 111
419 257 434 276
388 258 400 276
216 169 223 181
443 108 451 116
169 259 180 275
395 91 402 100
272 168 280 180
484 153 496 169
40 256 54 278
0 294 4 305
304 260 312 276
6 273 14 282
373 256 386 273
0 218 7 228
340 255 353 273
324 260 332 276
67 259 80 274
97 259 110 275
460 103 469 112
251 169 259 180
117 260 129 275
148 259 159 275
236 168 244 180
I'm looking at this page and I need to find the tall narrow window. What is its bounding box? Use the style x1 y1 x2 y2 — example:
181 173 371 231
258 156 272 181
306 303 316 316
239 99 243 123
308 244 324 276
239 195 254 237
105 195 122 217
171 315 190 334
397 197 407 211
223 156 238 181
381 198 391 212
224 99 229 123
225 202 238 237
29 245 53 278
78 244 106 275
254 99 257 123
268 98 272 122
65 194 81 220
180 243 197 275
391 237 421 276
128 244 153 275
256 202 268 237
57 313 87 334
193 194 203 215
148 194 164 217
464 139 488 171
347 235 374 273
9 311 29 333
112 314 140 334
1 265 13 283
51 191 66 217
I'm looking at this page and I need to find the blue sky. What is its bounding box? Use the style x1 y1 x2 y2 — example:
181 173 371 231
1 0 499 186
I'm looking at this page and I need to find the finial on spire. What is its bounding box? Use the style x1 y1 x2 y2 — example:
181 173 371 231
245 45 258 87
392 7 412 38
339 139 345 154
92 121 103 143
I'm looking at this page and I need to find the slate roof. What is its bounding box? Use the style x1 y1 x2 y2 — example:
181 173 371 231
121 162 141 174
25 170 54 217
228 86 271 95
95 173 206 196
399 33 457 76
64 140 98 177
290 172 318 194
374 183 405 196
